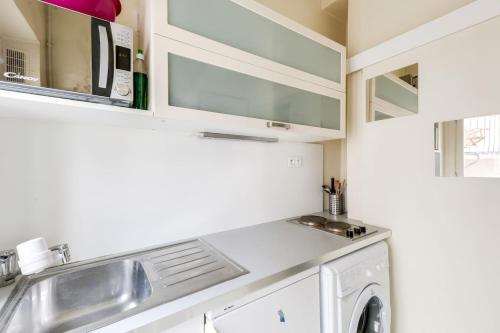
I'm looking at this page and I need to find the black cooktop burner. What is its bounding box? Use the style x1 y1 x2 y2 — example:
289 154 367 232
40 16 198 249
298 215 327 227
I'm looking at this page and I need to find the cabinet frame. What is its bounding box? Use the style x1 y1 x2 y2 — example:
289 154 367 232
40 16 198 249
150 0 346 93
151 36 346 141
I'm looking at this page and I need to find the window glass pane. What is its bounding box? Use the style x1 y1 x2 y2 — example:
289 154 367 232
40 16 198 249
168 54 340 130
464 115 500 177
168 0 342 83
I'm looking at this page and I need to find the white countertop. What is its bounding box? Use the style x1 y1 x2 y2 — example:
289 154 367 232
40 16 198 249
0 213 390 332
93 213 391 332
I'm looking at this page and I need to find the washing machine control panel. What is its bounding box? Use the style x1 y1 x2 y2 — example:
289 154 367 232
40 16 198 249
337 257 389 296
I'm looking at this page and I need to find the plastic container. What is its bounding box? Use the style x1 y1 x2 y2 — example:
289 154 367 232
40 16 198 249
16 238 56 275
16 238 49 261
18 252 57 275
40 0 122 22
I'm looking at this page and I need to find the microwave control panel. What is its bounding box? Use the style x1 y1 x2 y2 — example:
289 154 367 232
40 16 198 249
110 23 133 104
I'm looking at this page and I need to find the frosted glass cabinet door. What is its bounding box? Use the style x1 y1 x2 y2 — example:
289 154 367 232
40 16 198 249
151 37 345 141
151 0 346 92
168 54 341 130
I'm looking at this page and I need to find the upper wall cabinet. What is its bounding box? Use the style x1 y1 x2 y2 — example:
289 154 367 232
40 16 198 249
151 36 345 142
150 0 346 93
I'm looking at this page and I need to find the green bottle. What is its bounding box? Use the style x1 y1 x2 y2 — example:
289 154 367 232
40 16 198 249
133 48 148 110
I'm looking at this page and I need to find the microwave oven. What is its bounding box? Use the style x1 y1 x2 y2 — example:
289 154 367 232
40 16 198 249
0 1 133 107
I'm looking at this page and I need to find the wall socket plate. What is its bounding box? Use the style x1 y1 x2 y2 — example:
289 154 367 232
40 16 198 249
287 156 303 168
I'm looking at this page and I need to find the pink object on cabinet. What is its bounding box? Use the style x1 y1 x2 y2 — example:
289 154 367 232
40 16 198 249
40 0 122 22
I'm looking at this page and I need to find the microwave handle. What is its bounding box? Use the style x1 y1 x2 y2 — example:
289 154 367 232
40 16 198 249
91 18 114 97
97 26 110 89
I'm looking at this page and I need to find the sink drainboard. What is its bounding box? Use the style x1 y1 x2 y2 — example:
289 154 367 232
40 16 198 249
143 239 246 301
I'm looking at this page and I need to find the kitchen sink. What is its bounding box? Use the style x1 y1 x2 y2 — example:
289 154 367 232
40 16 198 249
4 260 151 333
0 239 248 332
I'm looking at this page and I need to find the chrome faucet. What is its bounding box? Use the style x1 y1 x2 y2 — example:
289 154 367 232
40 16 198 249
50 243 71 265
0 243 70 287
0 250 19 287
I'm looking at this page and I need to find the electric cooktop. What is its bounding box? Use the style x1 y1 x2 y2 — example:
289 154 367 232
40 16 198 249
288 215 377 240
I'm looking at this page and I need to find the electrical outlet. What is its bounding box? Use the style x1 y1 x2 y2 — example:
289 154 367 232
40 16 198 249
287 156 303 168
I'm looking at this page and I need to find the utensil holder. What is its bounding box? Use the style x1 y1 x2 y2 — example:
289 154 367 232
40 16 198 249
329 194 344 216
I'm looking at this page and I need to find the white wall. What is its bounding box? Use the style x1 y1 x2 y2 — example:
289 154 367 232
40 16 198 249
347 0 475 56
322 139 345 209
346 16 500 332
0 118 323 261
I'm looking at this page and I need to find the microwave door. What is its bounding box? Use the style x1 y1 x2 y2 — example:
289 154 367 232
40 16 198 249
91 18 114 97
0 2 128 106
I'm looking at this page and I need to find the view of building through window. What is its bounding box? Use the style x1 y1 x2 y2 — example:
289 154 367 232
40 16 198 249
463 115 500 177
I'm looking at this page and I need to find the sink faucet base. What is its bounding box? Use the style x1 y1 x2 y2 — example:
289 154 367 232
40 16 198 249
0 250 19 288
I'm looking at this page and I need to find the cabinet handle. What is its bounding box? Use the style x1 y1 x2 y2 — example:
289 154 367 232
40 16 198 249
267 122 291 130
200 132 278 143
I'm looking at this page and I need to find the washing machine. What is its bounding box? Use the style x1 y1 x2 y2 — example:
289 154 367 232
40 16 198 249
320 241 391 333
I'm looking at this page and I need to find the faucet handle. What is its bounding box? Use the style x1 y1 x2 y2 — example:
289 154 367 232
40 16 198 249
0 250 19 287
49 244 71 265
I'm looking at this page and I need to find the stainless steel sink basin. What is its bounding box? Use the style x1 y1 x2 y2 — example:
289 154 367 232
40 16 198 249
0 239 247 332
5 260 151 333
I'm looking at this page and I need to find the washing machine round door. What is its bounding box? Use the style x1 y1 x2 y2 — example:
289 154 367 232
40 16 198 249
348 284 389 333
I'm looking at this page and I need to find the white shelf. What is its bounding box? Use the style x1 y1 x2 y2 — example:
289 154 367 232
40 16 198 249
0 89 154 129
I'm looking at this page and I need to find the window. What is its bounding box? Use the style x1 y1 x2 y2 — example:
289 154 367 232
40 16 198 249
4 48 26 83
463 115 500 177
